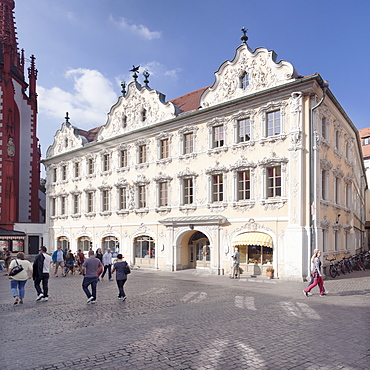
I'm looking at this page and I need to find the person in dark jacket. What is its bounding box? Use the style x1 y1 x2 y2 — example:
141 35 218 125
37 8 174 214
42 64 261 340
111 254 130 300
33 247 52 302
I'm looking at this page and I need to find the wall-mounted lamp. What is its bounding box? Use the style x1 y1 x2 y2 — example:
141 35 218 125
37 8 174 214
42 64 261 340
335 214 341 224
189 224 194 230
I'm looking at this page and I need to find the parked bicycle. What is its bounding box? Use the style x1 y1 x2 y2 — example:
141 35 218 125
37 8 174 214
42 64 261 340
327 258 340 278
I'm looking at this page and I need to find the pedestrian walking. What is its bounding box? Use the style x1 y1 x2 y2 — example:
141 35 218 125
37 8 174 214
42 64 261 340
306 249 327 294
82 250 103 304
8 252 33 305
77 249 85 274
52 246 66 277
65 250 75 275
303 250 326 297
101 248 113 281
4 251 13 275
111 254 130 300
33 246 53 302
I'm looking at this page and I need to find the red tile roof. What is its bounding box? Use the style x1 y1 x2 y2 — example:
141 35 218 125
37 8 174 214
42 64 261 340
358 127 370 158
170 86 208 114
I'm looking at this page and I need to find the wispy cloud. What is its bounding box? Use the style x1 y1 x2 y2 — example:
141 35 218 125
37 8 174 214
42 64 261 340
109 15 161 40
38 68 118 129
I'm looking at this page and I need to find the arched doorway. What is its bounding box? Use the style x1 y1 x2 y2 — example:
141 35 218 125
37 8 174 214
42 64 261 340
101 236 119 253
134 235 155 267
77 236 92 253
188 231 210 269
232 232 273 275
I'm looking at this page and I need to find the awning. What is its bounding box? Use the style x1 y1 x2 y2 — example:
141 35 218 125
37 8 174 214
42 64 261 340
0 227 26 240
232 232 273 248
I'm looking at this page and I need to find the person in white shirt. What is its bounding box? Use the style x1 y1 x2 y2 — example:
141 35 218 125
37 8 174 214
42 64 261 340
33 246 53 302
101 248 113 281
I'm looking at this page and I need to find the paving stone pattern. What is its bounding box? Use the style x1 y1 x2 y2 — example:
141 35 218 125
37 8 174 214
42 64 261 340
1 269 369 369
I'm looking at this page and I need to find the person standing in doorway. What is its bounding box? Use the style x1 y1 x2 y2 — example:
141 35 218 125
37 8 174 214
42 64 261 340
112 254 129 300
82 250 103 304
33 246 53 302
52 246 66 277
101 248 113 281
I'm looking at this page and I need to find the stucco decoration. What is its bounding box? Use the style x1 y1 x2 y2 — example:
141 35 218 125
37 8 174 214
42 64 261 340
98 81 178 141
200 44 298 108
47 121 88 158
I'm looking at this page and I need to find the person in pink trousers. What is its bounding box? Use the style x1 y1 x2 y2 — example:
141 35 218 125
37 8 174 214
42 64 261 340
303 250 326 297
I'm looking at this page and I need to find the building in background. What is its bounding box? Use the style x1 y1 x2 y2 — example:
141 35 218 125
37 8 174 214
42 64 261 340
43 30 367 280
358 127 370 250
0 0 45 254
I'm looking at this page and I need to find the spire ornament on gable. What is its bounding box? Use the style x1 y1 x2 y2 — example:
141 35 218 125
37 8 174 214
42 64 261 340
143 69 150 87
65 112 70 123
121 81 126 96
129 65 140 82
240 27 248 44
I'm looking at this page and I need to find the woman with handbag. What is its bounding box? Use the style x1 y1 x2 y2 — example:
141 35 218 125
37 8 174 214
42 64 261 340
111 254 130 300
303 250 326 297
8 252 33 305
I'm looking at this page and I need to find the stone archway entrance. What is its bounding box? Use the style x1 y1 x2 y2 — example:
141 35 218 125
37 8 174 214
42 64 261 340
188 231 210 269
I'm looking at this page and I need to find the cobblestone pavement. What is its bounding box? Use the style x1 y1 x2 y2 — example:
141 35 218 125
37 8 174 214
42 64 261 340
1 268 369 369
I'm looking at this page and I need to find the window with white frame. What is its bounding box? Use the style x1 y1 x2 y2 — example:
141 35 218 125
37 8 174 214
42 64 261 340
322 117 327 139
184 132 194 154
103 154 110 172
212 125 224 148
120 149 128 168
62 165 67 181
334 177 340 204
183 178 194 205
363 136 370 145
240 72 249 90
87 192 94 213
321 170 328 200
334 229 340 251
212 174 223 202
266 166 281 198
160 138 169 160
53 168 57 182
345 182 351 208
138 145 147 164
158 182 169 207
74 162 80 178
322 229 328 252
118 187 127 210
61 196 67 215
237 118 250 143
237 170 251 201
138 185 146 208
88 158 94 175
51 197 56 216
266 110 280 137
73 194 80 214
101 189 110 212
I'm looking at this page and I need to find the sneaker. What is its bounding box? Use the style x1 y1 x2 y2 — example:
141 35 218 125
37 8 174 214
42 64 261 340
90 300 96 304
320 294 326 297
122 296 127 301
36 293 44 301
109 278 113 281
14 297 19 305
117 296 122 300
55 274 58 277
41 297 49 302
303 290 309 297
19 299 23 304
324 290 329 294
86 296 94 304
62 274 66 277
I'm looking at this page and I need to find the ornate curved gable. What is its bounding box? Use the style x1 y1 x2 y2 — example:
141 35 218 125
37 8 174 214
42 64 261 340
200 43 298 108
98 81 178 141
46 121 88 158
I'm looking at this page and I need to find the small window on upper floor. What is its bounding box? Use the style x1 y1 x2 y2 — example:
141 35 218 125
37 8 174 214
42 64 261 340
141 109 147 122
363 137 370 146
62 165 67 181
240 72 249 90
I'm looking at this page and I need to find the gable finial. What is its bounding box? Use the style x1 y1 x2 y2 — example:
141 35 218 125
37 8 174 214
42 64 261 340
65 112 70 123
240 27 248 44
121 81 126 96
143 69 150 87
129 65 140 81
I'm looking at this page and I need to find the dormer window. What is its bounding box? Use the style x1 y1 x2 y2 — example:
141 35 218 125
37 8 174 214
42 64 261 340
363 136 370 146
240 72 249 90
65 138 68 148
122 114 127 127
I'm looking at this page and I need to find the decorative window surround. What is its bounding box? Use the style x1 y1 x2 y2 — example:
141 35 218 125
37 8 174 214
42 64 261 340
117 144 130 173
231 109 255 147
100 149 112 176
206 163 228 211
207 117 228 155
179 125 198 160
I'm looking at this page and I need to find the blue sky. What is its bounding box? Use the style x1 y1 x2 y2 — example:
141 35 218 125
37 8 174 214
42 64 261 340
14 0 370 160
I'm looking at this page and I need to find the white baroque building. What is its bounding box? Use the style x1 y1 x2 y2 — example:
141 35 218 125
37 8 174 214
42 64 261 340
43 36 367 280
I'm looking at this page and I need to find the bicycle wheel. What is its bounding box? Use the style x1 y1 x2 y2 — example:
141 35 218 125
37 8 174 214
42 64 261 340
329 265 337 278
